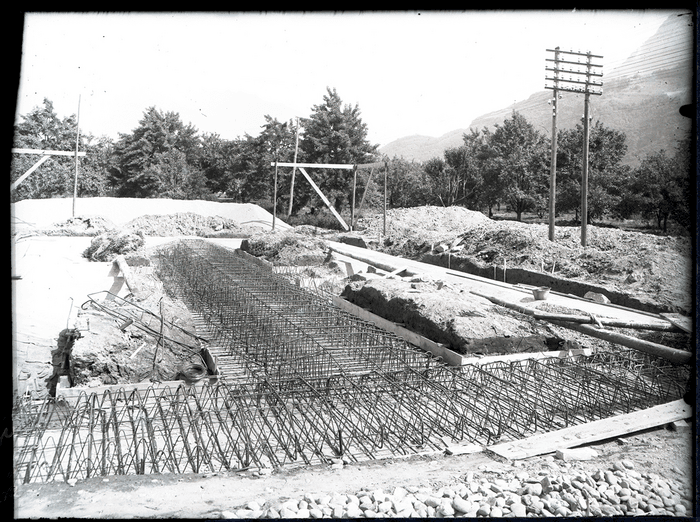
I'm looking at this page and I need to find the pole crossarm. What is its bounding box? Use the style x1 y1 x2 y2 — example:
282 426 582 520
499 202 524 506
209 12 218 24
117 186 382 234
545 48 603 96
272 162 354 170
12 148 86 157
545 48 603 59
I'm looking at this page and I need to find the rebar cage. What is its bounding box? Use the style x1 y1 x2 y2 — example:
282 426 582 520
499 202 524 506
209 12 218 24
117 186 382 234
13 239 689 484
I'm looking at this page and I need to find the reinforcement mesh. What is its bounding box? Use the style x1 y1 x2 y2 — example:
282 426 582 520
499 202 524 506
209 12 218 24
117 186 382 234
13 239 688 483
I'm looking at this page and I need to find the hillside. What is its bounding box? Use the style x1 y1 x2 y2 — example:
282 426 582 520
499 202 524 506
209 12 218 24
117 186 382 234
378 128 469 164
379 13 693 165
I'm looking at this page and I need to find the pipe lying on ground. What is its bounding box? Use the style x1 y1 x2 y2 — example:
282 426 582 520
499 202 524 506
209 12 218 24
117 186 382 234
530 311 679 331
470 290 678 331
546 320 691 365
471 290 691 366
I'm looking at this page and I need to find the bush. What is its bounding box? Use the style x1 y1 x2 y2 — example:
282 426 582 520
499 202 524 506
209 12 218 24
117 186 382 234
286 209 349 231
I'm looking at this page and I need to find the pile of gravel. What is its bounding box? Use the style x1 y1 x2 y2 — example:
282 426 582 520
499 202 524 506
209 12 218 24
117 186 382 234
218 459 691 518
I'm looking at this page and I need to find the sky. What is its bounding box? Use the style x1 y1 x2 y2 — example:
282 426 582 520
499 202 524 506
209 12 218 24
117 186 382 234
14 10 684 148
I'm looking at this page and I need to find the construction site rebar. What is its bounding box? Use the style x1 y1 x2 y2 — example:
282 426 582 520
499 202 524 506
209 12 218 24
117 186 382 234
13 239 689 483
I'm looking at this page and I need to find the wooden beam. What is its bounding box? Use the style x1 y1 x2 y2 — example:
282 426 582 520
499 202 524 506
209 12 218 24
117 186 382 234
297 167 349 231
460 349 592 366
331 295 464 366
13 148 86 157
355 161 386 169
271 161 353 170
11 155 51 190
661 313 693 334
488 399 693 460
112 255 140 297
384 266 409 278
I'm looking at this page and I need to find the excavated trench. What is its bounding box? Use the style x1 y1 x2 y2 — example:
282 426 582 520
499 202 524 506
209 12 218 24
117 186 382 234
13 239 690 484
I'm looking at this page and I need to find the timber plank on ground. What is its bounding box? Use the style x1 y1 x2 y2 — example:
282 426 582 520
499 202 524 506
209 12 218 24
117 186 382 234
661 313 693 334
487 399 693 460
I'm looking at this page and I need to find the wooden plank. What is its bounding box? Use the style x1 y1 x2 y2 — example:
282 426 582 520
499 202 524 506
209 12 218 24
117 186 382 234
661 313 693 334
272 161 353 170
12 148 87 157
488 399 693 460
384 266 408 278
330 295 465 366
297 168 349 231
460 349 592 366
11 155 52 190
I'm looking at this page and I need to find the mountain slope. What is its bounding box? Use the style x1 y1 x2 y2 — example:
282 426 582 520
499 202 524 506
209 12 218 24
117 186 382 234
379 13 693 165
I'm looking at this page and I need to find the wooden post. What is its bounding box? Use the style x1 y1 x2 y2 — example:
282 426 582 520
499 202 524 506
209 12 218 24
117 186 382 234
357 167 374 216
350 164 357 231
273 159 278 231
548 50 559 242
287 117 299 218
72 94 81 218
581 91 590 247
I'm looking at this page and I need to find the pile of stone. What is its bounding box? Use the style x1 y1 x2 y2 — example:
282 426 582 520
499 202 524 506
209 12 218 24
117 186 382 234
219 460 691 518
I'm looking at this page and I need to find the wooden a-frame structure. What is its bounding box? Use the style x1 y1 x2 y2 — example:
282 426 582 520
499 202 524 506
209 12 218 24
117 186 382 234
271 161 387 232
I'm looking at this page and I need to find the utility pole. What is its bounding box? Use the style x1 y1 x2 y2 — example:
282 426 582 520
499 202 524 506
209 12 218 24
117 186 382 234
287 117 299 219
546 48 560 242
545 48 603 247
273 158 278 231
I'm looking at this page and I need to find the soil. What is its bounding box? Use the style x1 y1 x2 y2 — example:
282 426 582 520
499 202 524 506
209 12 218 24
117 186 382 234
355 206 693 314
10 199 695 518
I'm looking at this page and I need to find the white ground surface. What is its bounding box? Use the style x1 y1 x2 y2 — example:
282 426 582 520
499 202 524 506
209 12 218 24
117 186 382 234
12 197 290 231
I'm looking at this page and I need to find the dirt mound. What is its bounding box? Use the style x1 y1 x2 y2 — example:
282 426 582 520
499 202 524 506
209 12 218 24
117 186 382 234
356 206 489 241
354 207 691 314
82 229 146 262
341 278 585 356
40 215 119 236
72 264 207 387
241 231 330 266
124 212 255 237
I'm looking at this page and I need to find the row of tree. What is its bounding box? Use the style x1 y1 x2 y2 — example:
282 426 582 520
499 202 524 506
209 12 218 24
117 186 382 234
11 90 691 233
419 113 691 232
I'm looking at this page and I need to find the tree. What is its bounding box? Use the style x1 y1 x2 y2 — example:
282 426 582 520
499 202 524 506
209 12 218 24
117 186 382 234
482 112 549 221
75 134 115 197
237 116 298 206
110 107 204 198
385 156 431 208
423 157 452 206
11 98 90 201
298 87 378 213
198 133 238 196
626 147 690 232
556 120 628 221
